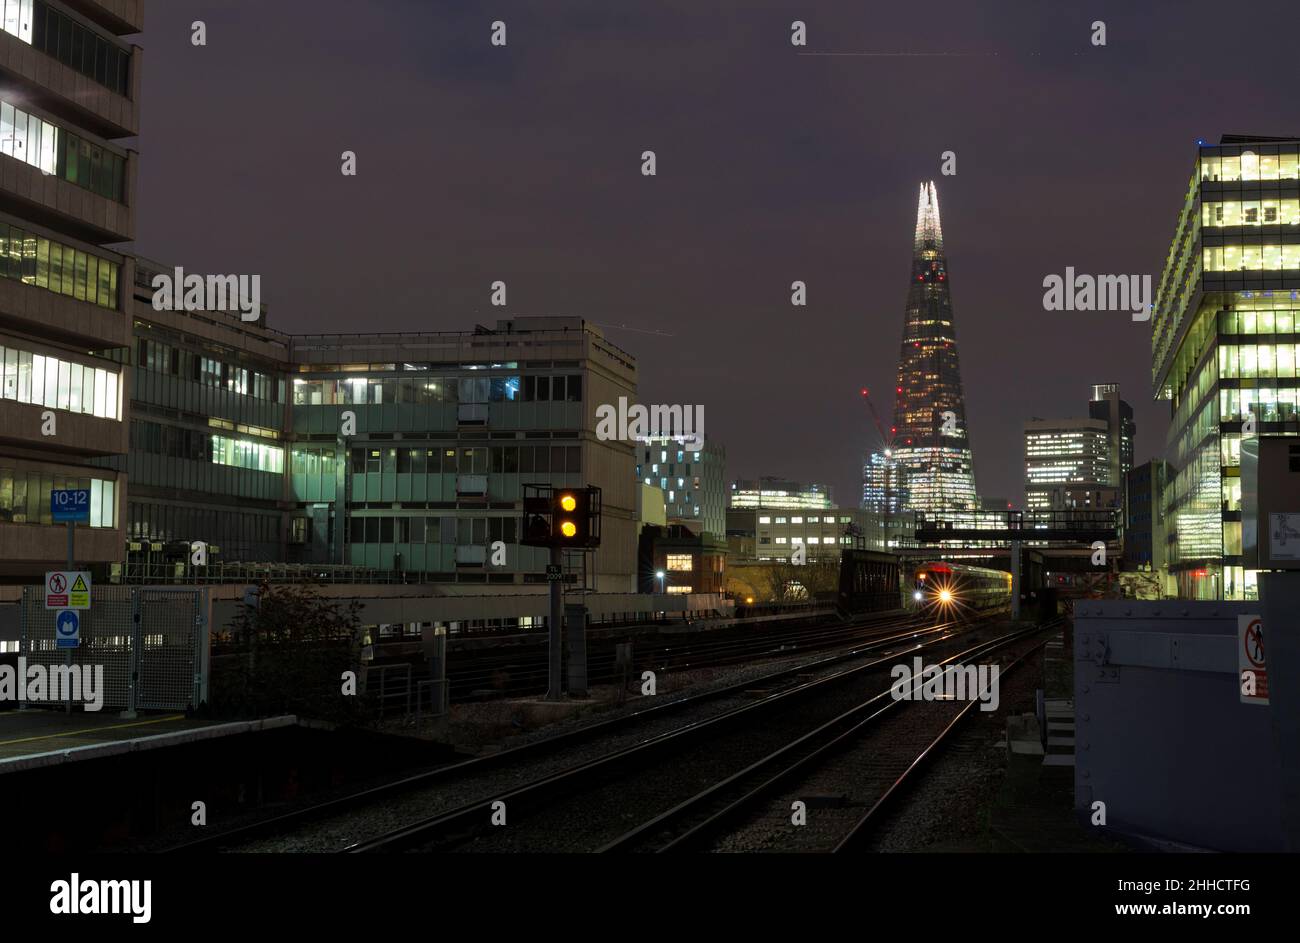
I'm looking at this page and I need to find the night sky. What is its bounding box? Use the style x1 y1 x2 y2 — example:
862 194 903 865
131 0 1299 507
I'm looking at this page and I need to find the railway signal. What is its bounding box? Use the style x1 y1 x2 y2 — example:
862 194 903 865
521 484 602 701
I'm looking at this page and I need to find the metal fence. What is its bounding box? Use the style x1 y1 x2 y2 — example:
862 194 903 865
19 586 208 713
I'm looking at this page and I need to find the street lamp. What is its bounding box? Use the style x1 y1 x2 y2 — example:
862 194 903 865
656 570 666 594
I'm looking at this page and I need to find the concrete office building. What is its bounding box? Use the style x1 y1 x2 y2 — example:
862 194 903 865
288 318 639 593
97 256 290 573
1152 135 1300 599
726 506 886 563
634 433 725 538
1088 383 1136 489
0 0 141 578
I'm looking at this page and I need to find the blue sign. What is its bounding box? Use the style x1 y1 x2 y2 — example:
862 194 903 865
55 609 80 648
51 489 91 523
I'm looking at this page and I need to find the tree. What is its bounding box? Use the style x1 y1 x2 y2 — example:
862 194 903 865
212 582 370 724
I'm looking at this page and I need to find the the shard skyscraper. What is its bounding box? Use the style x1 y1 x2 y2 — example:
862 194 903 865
890 181 978 514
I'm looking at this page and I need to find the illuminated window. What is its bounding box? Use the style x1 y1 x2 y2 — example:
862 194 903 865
758 516 770 523
666 554 692 571
666 585 691 594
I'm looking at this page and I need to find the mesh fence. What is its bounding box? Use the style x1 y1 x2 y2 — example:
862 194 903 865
20 585 204 712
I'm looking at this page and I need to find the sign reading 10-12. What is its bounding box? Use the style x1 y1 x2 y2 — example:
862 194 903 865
51 489 90 523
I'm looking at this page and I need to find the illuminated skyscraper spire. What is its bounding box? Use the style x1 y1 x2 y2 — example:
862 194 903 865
913 181 943 256
891 181 978 514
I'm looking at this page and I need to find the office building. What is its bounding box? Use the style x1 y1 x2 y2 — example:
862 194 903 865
1088 383 1136 488
635 434 725 538
892 182 978 514
1152 134 1300 599
729 476 832 511
287 317 639 593
861 449 907 514
725 506 886 562
1023 418 1118 513
1124 459 1167 571
0 0 141 578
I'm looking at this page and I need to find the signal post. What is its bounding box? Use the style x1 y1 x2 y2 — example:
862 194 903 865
522 485 602 701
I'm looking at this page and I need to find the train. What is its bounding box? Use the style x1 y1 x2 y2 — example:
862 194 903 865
910 561 1012 617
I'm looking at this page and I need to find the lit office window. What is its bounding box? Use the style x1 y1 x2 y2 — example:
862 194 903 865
758 516 770 524
666 554 693 572
0 345 119 419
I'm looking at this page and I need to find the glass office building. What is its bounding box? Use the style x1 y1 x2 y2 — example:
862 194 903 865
729 477 832 511
892 182 978 515
1152 135 1300 600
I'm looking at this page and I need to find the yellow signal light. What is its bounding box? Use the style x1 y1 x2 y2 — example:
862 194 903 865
560 520 577 538
560 494 577 512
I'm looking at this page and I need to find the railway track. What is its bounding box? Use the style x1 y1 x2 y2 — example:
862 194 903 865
439 607 925 700
599 621 1056 853
167 611 975 852
338 616 1028 853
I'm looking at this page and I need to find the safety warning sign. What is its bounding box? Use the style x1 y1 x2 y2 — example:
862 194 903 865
45 571 91 611
1238 614 1268 706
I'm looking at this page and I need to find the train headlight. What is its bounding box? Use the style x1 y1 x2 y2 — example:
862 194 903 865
938 589 953 604
913 591 923 601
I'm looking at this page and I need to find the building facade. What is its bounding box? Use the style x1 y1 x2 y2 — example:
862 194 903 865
0 0 141 579
891 181 978 515
861 448 907 514
1088 383 1136 488
1023 417 1118 513
287 318 639 593
97 256 291 573
635 434 725 537
1124 459 1167 571
729 476 832 511
725 506 887 562
1152 135 1300 599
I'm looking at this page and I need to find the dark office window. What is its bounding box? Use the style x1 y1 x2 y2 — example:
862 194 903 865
409 517 426 542
32 3 130 96
364 517 379 542
396 448 411 474
567 375 582 401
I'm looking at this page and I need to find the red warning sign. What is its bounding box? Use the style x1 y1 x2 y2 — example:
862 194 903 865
1238 614 1268 705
